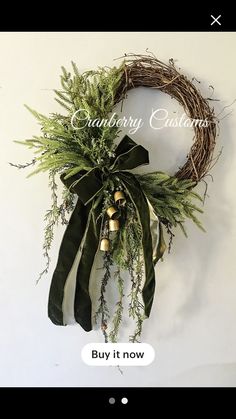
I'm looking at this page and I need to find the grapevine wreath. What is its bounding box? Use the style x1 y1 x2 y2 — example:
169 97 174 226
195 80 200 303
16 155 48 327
13 54 218 342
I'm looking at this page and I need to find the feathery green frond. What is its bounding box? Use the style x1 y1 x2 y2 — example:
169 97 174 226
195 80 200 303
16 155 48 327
136 171 205 234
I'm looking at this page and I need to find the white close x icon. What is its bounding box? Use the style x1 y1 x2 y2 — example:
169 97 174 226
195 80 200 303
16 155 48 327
211 15 221 26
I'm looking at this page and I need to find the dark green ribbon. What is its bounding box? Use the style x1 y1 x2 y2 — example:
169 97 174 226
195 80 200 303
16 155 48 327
61 135 149 205
48 136 158 331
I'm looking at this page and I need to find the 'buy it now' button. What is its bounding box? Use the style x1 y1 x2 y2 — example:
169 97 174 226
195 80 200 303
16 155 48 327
81 343 155 366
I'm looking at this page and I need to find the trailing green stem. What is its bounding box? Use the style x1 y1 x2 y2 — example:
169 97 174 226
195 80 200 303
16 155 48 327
94 252 113 342
109 268 124 343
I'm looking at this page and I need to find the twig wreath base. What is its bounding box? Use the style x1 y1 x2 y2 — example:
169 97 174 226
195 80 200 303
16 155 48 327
116 54 217 181
13 54 218 342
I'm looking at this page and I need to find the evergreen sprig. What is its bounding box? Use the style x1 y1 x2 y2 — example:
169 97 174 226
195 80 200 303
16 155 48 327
136 171 205 236
112 201 143 269
111 198 145 342
109 268 124 343
16 62 124 179
37 171 76 283
94 252 113 342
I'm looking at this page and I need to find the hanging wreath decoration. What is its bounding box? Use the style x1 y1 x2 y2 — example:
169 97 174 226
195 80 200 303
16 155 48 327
13 54 218 342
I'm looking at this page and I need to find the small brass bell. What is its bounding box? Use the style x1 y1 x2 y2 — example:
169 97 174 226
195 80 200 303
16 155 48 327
106 206 119 219
100 238 110 251
109 219 119 231
114 191 126 206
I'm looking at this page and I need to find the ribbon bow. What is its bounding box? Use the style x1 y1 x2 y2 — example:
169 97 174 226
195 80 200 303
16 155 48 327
61 135 149 205
48 136 162 331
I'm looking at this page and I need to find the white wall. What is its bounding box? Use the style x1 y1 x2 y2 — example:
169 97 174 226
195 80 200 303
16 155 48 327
0 32 236 387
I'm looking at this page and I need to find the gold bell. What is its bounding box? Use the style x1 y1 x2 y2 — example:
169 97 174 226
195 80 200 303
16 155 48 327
106 206 119 219
100 238 110 251
109 219 119 231
114 191 126 206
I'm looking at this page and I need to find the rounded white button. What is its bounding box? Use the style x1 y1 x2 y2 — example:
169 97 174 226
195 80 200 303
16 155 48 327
121 397 128 405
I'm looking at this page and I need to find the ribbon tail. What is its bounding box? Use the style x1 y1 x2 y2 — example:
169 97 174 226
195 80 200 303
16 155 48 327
147 198 167 266
48 199 89 326
73 199 103 331
118 172 155 318
61 168 104 206
153 222 167 266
